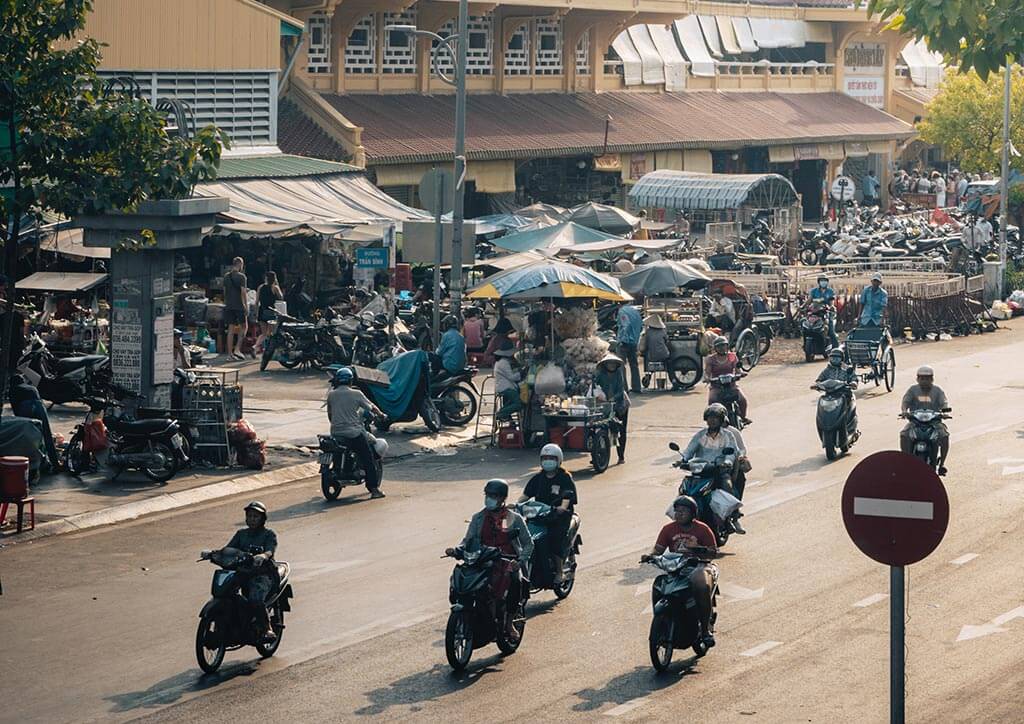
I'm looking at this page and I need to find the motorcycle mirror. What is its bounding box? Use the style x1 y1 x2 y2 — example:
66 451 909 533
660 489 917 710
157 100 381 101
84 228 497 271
668 442 680 452
941 407 952 413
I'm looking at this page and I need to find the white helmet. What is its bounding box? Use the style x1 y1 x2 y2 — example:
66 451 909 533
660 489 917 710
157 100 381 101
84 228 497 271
373 438 389 456
540 443 564 465
917 365 934 378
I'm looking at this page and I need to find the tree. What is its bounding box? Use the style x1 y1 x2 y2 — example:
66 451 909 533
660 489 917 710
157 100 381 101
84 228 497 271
868 0 1024 80
0 0 226 409
917 69 1024 173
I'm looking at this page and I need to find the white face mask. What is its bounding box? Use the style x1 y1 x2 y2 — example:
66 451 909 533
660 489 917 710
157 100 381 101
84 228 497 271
541 459 558 473
484 496 500 511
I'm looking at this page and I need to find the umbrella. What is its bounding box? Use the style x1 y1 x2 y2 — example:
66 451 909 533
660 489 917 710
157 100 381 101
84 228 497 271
516 202 568 219
490 221 620 253
618 260 710 295
566 202 640 235
467 259 632 302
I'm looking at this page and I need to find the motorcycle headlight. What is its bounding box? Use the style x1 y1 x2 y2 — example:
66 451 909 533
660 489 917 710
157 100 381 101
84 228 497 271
820 398 841 412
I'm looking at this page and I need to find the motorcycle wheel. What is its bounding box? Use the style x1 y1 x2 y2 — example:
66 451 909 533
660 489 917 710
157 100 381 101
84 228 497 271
590 428 611 474
259 341 275 371
735 328 760 371
649 613 674 672
799 248 818 266
63 430 93 477
553 548 577 600
420 399 441 433
143 441 179 483
439 384 478 427
496 600 527 655
803 339 814 363
374 457 384 487
255 604 284 658
668 358 700 391
321 466 342 501
824 430 838 461
279 357 302 370
758 330 772 357
195 612 227 674
445 609 474 671
715 525 731 548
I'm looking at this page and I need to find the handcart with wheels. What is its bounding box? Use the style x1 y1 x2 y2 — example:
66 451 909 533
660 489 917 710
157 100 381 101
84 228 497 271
844 325 896 391
542 399 615 474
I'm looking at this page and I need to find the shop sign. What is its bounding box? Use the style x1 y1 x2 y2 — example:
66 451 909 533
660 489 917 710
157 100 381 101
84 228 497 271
593 154 621 172
356 247 390 269
844 76 885 109
629 153 647 180
794 144 821 161
843 42 885 109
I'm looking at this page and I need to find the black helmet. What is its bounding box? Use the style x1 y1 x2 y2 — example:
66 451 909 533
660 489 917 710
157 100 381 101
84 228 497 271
672 495 699 517
828 347 845 364
442 314 459 331
483 479 509 498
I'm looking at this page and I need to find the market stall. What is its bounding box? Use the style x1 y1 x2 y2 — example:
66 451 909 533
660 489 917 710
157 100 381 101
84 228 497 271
15 271 109 355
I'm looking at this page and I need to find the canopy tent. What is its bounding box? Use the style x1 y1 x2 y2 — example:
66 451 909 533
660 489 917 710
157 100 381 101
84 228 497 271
900 39 944 88
467 259 631 302
38 227 111 259
674 17 716 77
566 202 641 235
618 260 710 295
490 221 620 253
17 271 108 293
471 250 550 271
627 25 665 86
193 173 430 238
629 170 798 211
716 16 743 56
611 31 644 86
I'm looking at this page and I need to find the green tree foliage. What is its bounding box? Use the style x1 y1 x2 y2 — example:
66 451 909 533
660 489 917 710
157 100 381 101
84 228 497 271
917 69 1024 172
867 0 1023 80
0 0 227 238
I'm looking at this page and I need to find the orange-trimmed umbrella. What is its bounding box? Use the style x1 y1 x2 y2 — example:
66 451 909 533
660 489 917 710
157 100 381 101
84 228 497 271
467 259 632 302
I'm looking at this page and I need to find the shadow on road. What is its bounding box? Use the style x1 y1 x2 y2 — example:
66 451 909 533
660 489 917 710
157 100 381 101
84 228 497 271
354 661 500 716
571 662 700 712
772 454 823 477
105 663 258 713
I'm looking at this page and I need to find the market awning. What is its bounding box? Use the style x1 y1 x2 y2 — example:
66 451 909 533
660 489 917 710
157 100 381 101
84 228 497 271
674 17 716 77
38 228 111 259
627 25 665 86
468 260 631 302
698 16 723 58
611 31 643 86
731 17 758 53
899 38 944 88
629 170 798 211
555 237 682 254
490 221 621 253
648 24 687 91
17 271 108 293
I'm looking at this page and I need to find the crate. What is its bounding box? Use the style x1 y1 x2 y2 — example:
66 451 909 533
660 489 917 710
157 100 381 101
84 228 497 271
497 427 524 449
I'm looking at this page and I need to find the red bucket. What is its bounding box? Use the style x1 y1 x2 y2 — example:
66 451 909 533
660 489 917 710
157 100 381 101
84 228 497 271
0 456 29 499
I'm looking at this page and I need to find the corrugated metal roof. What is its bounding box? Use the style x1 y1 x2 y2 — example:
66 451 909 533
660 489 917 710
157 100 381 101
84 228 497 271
17 272 108 293
278 99 351 163
216 154 361 180
629 170 798 211
321 91 914 166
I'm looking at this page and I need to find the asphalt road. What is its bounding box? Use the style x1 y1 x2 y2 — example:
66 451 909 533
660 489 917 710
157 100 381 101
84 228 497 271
2 327 1023 724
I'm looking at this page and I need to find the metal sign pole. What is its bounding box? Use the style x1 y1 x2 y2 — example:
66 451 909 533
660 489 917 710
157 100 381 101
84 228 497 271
890 565 905 724
432 173 444 348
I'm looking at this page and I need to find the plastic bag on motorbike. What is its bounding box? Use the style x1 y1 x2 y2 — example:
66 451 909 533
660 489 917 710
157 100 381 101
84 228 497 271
81 419 109 453
534 362 566 396
709 489 742 519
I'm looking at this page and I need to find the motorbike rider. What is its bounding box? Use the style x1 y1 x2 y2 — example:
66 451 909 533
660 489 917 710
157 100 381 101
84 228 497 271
682 405 744 533
326 367 387 499
447 479 533 638
517 444 577 584
594 353 631 465
640 495 718 648
433 314 467 377
813 347 859 429
900 365 950 475
713 403 750 522
705 336 751 425
809 275 839 349
223 501 278 642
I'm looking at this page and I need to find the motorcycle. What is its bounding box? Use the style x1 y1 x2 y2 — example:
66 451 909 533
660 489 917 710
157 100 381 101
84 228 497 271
645 549 719 671
706 373 747 430
800 303 832 362
813 379 860 461
443 545 527 671
194 547 293 674
432 367 480 427
317 430 386 501
17 334 110 405
351 350 441 433
353 313 403 367
259 316 324 371
669 442 738 547
517 500 581 599
63 392 189 482
901 408 952 472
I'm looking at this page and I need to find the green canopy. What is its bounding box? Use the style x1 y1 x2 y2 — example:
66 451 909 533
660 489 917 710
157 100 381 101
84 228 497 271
490 221 621 253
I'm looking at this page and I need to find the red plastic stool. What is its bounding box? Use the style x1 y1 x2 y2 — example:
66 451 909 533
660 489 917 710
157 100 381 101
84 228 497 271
0 496 36 533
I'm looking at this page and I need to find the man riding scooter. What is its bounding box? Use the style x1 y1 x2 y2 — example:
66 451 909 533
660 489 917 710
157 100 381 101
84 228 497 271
682 405 745 534
326 367 387 499
705 336 751 425
222 501 279 642
900 365 950 475
809 275 839 349
517 444 577 584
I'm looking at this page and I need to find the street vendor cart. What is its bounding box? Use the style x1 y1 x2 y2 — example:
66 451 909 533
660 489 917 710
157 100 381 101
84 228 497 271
542 397 615 473
844 325 896 391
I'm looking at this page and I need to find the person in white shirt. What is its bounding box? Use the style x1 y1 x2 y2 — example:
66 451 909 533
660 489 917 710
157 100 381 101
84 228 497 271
963 216 993 250
932 172 947 207
493 344 522 421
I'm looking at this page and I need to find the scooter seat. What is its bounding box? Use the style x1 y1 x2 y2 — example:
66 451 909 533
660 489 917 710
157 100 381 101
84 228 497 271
109 418 176 435
54 355 107 375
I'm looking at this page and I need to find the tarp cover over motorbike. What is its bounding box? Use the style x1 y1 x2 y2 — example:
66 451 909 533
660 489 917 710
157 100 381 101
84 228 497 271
369 350 429 419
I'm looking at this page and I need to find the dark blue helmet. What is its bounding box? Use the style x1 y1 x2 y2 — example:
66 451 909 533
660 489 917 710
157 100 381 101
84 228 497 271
333 366 354 386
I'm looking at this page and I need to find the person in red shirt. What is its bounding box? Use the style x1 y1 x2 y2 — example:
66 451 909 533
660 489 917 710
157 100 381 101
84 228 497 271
641 495 718 647
704 336 750 424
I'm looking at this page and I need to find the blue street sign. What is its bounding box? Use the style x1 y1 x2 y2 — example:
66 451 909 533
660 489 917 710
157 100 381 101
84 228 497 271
356 247 389 269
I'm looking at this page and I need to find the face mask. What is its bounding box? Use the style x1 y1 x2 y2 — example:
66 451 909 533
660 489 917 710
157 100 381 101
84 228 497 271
819 281 827 288
541 459 558 473
484 496 500 511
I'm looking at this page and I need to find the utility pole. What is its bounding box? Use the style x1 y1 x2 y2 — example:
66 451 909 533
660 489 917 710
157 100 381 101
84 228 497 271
450 0 468 320
999 61 1012 270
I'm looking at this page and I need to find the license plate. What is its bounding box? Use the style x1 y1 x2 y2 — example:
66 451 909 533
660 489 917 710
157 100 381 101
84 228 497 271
171 433 185 449
318 453 333 465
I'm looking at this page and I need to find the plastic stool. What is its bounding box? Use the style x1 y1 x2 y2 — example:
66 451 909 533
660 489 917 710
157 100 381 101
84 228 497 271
0 496 36 533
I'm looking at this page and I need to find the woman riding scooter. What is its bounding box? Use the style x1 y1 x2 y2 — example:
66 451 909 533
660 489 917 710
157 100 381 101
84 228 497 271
704 337 751 425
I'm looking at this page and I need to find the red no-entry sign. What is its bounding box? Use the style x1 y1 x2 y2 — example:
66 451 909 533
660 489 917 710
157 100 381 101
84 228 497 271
842 451 949 567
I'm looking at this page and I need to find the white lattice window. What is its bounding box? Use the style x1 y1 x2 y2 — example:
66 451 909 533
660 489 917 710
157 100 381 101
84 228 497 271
575 31 590 75
434 16 493 76
345 15 376 74
505 23 530 76
306 12 331 74
535 18 562 75
383 9 416 74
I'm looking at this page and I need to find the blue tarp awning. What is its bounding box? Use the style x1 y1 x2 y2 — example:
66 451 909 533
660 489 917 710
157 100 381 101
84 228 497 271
629 170 798 211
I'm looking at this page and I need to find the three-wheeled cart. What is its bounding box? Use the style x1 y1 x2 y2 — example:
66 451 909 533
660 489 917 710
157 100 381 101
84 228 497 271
642 297 704 391
844 326 896 391
543 400 615 473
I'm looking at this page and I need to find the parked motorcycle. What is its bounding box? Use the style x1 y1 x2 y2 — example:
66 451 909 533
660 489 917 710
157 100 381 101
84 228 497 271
194 547 293 674
63 392 189 482
259 317 324 371
813 379 860 461
706 373 747 430
517 500 581 600
350 350 441 433
432 368 480 427
317 431 386 501
17 334 110 405
670 442 738 547
644 549 719 672
443 545 527 671
800 303 832 362
353 313 403 367
901 408 952 472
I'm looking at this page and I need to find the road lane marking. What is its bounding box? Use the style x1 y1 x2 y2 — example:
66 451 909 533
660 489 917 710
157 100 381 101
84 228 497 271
740 641 782 657
1002 465 1024 476
746 480 767 488
289 559 369 583
853 593 888 608
720 582 764 601
991 606 1024 626
853 497 934 520
604 698 650 717
957 606 1024 641
950 553 979 566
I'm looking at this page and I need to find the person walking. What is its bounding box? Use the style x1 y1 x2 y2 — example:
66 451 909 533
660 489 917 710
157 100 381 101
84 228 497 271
594 354 631 465
859 272 888 326
223 257 249 360
255 272 283 354
616 302 643 393
861 169 881 206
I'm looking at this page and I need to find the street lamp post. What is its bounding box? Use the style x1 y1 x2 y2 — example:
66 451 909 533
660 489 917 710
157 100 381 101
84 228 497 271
388 0 468 319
